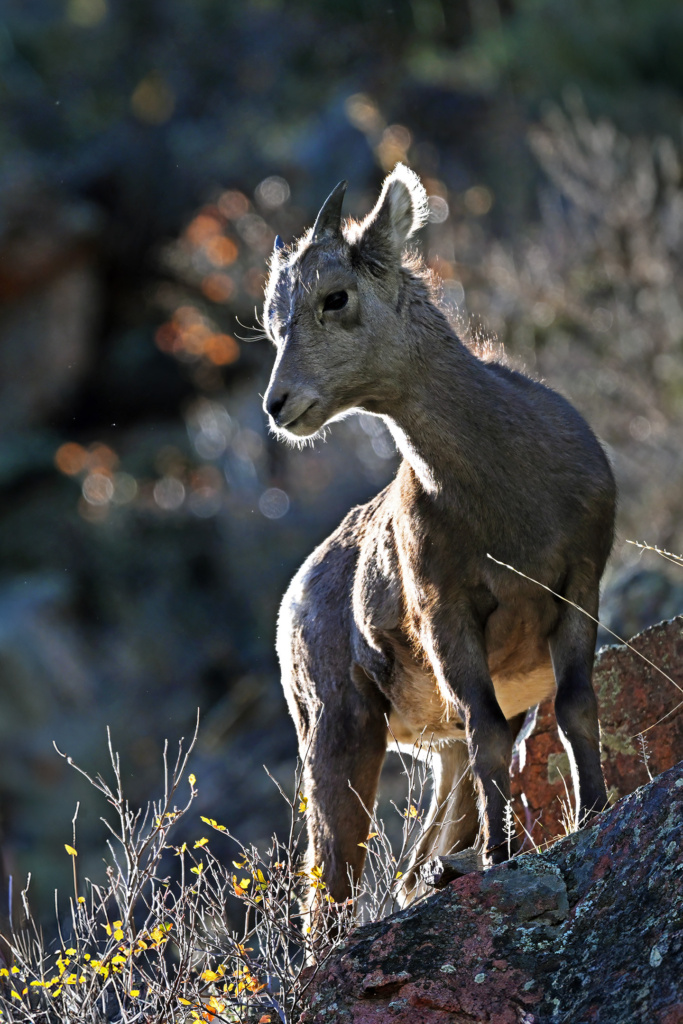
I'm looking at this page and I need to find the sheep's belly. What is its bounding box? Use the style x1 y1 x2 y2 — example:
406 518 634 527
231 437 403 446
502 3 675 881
387 658 555 751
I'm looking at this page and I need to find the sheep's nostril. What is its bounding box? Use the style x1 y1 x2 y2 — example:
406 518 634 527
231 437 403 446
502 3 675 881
267 392 288 422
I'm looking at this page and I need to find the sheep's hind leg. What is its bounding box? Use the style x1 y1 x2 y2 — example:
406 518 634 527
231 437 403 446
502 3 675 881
400 741 479 903
550 578 608 829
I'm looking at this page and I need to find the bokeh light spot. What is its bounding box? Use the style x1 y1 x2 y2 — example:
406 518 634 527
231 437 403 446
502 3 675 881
428 196 449 224
376 125 412 171
111 473 138 505
202 235 238 267
55 442 88 475
66 0 107 27
464 186 493 216
201 273 235 304
153 477 186 511
218 191 250 220
344 93 384 135
237 214 271 252
591 307 614 333
204 333 239 366
443 279 465 306
532 302 555 328
629 416 652 442
258 488 290 519
87 444 118 473
188 488 223 518
131 72 175 125
255 176 291 209
185 213 223 247
82 473 114 506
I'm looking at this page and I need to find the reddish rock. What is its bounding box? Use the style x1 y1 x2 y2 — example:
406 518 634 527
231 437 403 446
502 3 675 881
300 760 683 1023
510 616 683 849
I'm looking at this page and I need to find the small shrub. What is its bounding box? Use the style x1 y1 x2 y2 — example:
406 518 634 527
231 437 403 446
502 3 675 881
0 722 438 1023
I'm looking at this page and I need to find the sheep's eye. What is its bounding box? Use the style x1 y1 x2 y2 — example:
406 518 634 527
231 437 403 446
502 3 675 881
323 290 348 312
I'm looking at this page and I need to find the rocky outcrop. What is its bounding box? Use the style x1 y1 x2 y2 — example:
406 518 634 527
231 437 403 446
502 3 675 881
301 760 683 1023
510 616 683 848
301 619 683 1023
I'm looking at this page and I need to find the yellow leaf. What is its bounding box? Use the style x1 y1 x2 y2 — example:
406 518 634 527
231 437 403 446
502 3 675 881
357 842 367 849
0 969 7 976
194 837 209 848
78 896 85 903
239 877 251 888
175 842 187 856
367 832 379 839
395 871 403 878
178 997 192 1005
188 773 197 786
10 967 20 974
200 815 226 830
64 845 77 857
130 989 140 998
191 862 203 875
298 795 308 813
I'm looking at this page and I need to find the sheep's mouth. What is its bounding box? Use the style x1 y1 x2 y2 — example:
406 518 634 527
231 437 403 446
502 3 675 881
279 401 322 437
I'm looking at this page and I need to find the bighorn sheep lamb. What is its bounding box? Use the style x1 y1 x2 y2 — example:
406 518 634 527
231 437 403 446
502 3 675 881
262 164 616 912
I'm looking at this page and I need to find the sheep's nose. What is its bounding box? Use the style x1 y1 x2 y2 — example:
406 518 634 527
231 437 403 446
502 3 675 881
266 391 288 423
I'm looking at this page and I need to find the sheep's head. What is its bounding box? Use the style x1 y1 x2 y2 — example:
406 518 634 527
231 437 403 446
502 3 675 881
263 164 429 440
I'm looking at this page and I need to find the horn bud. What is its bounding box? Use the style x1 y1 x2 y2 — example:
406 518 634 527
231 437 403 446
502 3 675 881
312 180 347 241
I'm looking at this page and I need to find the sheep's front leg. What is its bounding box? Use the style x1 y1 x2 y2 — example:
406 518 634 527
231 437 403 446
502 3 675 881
425 619 519 865
295 681 388 942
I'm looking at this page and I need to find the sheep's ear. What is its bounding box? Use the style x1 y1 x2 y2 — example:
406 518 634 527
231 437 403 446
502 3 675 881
360 164 429 257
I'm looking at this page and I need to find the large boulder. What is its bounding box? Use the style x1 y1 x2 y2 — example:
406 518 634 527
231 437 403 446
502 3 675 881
300 759 683 1023
300 617 683 1023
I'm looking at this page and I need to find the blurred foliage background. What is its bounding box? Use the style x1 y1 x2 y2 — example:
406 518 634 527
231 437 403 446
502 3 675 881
0 0 682 919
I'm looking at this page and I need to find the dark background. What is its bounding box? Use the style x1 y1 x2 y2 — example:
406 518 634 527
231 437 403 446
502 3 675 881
0 0 682 916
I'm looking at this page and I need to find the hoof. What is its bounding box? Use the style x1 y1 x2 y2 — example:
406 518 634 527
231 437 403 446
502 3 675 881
421 848 484 889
